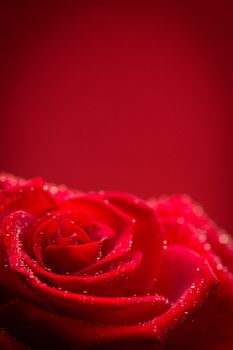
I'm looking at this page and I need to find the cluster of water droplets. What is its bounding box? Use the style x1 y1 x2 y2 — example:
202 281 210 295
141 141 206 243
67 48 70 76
0 173 26 188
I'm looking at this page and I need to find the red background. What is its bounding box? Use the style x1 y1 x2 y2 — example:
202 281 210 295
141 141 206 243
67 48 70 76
0 1 232 232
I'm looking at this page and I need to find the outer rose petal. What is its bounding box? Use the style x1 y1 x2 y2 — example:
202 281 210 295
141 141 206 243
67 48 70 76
0 329 29 350
153 195 233 350
150 245 218 342
101 192 164 294
0 177 55 218
164 274 233 350
0 243 217 349
152 195 233 275
0 300 162 350
0 173 26 189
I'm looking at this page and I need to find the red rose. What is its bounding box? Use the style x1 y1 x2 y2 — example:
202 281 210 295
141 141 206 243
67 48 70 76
0 174 232 350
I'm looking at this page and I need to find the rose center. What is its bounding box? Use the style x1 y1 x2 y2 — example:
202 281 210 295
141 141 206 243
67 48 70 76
33 211 114 275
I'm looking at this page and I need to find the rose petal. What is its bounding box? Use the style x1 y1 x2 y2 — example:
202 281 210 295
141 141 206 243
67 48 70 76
154 195 233 275
0 173 26 189
164 272 233 350
43 240 106 274
1 178 55 217
152 244 217 302
0 301 162 350
26 250 143 297
151 245 218 343
102 192 164 294
0 328 29 350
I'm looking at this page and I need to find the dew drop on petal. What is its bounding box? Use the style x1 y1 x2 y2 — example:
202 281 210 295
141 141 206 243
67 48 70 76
128 239 133 249
163 240 168 250
50 186 58 194
96 247 103 262
204 243 211 251
216 263 223 270
197 229 207 242
193 204 204 216
219 232 230 244
177 217 184 224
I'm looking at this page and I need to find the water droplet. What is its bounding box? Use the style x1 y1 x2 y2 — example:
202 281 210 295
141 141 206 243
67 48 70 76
204 243 211 251
177 217 184 224
132 219 136 224
216 263 223 270
197 229 207 242
196 267 200 272
128 239 133 249
219 233 229 244
82 290 88 294
194 204 204 216
96 247 102 262
50 186 58 194
163 240 168 250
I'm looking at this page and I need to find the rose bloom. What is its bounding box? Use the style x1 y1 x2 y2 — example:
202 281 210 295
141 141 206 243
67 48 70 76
0 174 232 350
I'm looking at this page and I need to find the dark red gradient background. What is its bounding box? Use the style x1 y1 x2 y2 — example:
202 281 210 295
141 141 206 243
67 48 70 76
0 1 232 232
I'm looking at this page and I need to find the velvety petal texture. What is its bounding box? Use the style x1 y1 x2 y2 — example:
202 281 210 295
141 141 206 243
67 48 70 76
0 174 232 350
152 195 233 350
